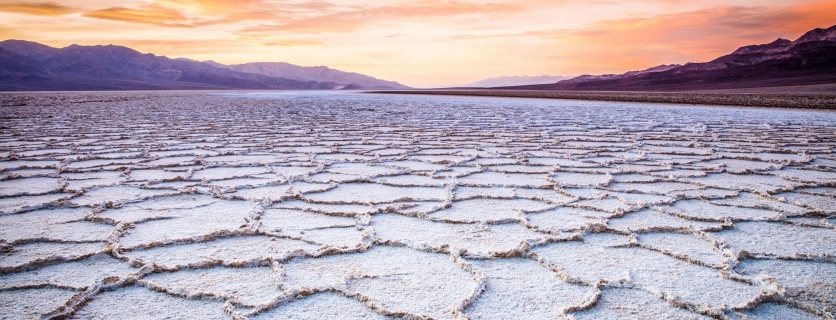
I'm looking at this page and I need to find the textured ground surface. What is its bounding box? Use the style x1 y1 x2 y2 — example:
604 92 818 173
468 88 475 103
0 91 835 319
372 90 836 109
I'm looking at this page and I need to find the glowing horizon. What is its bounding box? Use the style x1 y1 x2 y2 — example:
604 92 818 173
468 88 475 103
1 0 835 87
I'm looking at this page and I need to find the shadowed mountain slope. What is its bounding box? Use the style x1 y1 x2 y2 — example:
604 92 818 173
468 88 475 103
506 25 836 91
205 61 409 90
0 41 407 91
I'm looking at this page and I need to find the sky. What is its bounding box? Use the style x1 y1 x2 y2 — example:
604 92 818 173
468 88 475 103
1 0 835 87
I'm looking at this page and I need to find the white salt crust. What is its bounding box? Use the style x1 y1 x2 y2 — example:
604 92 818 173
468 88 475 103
0 91 834 319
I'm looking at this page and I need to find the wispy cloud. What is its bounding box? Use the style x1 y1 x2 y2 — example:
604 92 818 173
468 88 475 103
80 1 344 28
82 5 197 28
241 1 525 34
154 0 333 15
0 2 74 16
537 1 836 73
263 39 323 46
156 0 267 14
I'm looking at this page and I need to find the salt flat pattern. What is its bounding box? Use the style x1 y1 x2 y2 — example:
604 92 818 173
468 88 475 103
0 91 835 319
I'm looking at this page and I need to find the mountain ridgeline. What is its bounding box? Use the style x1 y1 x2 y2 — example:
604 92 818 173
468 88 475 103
507 25 836 91
203 61 408 90
0 41 409 91
459 75 572 88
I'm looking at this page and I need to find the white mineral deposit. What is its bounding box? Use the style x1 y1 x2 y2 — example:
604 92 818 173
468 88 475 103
0 91 834 319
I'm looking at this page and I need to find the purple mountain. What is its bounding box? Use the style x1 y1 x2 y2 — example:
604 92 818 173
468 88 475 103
0 41 408 91
509 25 836 91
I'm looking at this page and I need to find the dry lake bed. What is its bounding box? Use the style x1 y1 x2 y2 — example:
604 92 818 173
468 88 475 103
0 91 835 319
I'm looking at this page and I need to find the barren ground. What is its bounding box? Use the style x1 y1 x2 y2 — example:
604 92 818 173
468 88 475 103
371 90 836 109
0 91 834 319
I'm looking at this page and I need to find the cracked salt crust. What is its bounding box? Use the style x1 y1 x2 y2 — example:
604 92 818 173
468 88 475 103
736 259 836 318
0 254 136 289
277 246 476 319
733 302 822 320
69 285 228 319
0 177 62 197
661 199 782 221
465 258 589 319
572 288 712 319
249 292 399 319
141 266 282 306
713 222 836 257
304 183 447 204
429 198 553 223
374 214 559 256
0 287 79 319
0 241 104 272
0 208 112 242
1 91 835 319
635 232 726 268
124 235 321 269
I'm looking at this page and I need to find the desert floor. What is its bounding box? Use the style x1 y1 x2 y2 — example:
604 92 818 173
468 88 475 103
0 91 834 319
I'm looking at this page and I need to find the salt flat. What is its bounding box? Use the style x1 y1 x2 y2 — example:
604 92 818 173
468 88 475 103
0 91 834 319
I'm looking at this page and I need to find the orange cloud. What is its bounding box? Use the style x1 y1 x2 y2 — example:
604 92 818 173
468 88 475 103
165 0 339 12
242 1 525 34
81 1 338 28
156 0 270 15
546 1 836 74
83 5 195 28
0 2 73 16
151 0 339 23
263 39 322 46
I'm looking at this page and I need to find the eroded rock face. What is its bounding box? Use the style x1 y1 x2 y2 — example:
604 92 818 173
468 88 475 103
0 91 834 319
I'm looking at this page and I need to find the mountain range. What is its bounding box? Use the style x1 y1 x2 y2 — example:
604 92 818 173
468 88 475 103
200 61 408 89
508 25 836 91
2 24 835 92
459 75 571 87
0 41 408 91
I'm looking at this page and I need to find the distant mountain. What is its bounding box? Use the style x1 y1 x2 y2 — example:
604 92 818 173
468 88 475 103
555 65 681 85
514 25 836 91
0 40 408 91
460 75 571 87
206 61 409 89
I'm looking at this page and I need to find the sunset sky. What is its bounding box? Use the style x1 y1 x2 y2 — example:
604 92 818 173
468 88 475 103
1 0 835 87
